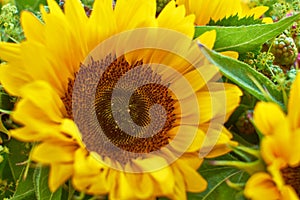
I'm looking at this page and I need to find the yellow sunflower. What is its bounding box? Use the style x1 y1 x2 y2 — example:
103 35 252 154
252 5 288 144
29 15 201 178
176 0 272 25
0 0 242 199
244 74 300 200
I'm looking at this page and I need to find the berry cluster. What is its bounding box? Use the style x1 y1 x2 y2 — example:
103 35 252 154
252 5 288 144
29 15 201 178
0 3 23 42
271 34 298 67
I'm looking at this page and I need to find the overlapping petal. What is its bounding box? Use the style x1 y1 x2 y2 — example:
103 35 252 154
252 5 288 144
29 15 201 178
0 0 242 198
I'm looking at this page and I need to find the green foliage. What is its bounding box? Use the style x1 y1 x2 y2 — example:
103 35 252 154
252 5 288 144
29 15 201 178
195 13 300 53
0 3 23 42
156 0 171 15
188 154 249 200
33 167 62 200
0 139 31 199
10 168 36 200
0 0 299 200
0 89 15 111
13 0 47 12
200 46 285 108
208 14 264 26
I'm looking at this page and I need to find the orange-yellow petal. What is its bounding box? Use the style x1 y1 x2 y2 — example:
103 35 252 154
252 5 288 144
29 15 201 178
288 73 300 130
49 163 73 192
244 172 281 200
197 30 216 49
254 102 286 136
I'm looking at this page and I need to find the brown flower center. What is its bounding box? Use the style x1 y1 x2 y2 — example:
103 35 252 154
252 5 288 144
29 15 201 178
61 77 75 119
62 55 178 164
281 166 300 197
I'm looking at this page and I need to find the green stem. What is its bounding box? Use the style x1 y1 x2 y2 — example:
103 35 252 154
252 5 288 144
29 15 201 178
67 180 75 200
281 86 288 110
73 192 85 200
226 179 245 191
210 159 265 175
233 145 261 158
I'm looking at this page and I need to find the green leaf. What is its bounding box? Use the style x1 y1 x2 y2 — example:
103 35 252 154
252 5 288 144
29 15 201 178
33 167 62 200
14 0 47 12
10 168 36 200
0 92 14 111
6 139 31 182
188 155 249 200
195 13 300 53
0 113 10 137
200 46 284 108
208 14 263 26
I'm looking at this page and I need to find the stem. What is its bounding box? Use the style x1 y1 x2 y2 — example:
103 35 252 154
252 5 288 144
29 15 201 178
67 180 75 200
281 86 288 110
73 192 85 200
210 159 266 175
233 145 261 158
226 179 245 191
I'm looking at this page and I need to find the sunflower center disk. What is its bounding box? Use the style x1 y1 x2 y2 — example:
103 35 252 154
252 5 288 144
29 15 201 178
70 56 178 165
281 166 300 197
94 57 176 153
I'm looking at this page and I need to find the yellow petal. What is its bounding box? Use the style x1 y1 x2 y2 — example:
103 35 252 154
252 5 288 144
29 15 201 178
199 123 237 158
0 42 29 96
186 129 206 152
12 81 66 131
120 173 154 199
290 129 300 166
110 172 136 200
168 125 200 153
149 167 175 196
170 64 219 100
21 41 67 95
221 51 239 59
264 120 300 166
267 161 286 189
46 0 65 18
176 157 207 192
73 149 110 195
0 42 22 63
171 166 187 199
281 185 300 200
0 63 31 96
114 0 156 31
197 30 216 49
179 152 203 169
87 0 116 50
288 73 300 130
222 83 243 120
74 149 99 176
11 125 60 142
21 11 45 43
158 1 195 38
60 119 84 147
64 0 88 54
244 172 280 200
262 17 273 24
242 6 269 19
261 133 295 169
131 155 169 172
31 141 77 163
196 82 242 124
254 102 286 136
49 163 73 192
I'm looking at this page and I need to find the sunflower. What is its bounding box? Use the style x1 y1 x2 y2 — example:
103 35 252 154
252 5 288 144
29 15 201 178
176 0 272 25
0 0 242 199
244 74 300 200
